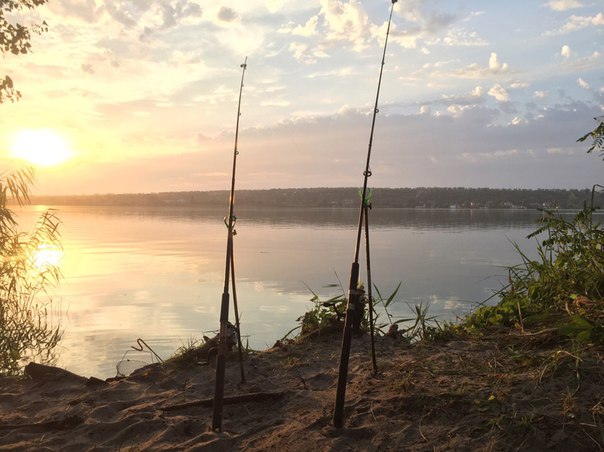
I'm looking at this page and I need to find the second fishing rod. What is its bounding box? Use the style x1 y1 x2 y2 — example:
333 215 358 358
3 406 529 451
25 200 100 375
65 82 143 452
333 0 398 429
212 57 248 433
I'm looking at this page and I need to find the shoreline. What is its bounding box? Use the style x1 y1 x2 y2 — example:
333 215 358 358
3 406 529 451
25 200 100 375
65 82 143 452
1 328 602 450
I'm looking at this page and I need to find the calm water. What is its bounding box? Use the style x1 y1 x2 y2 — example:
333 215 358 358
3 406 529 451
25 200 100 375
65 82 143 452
18 205 546 378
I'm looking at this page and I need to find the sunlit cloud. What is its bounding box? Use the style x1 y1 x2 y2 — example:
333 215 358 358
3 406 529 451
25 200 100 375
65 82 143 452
289 42 329 64
546 0 584 11
509 80 530 89
566 50 602 71
289 16 319 37
472 86 484 97
319 0 372 50
561 44 571 58
577 77 590 89
488 84 510 102
442 29 488 47
546 12 604 35
265 0 284 13
488 52 509 73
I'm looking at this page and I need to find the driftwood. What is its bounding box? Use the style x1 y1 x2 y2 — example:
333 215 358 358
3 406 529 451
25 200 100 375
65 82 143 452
160 391 286 412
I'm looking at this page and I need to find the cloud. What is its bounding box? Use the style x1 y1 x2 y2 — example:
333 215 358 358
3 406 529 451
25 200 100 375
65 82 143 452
307 66 354 79
319 0 372 50
561 44 571 58
566 50 602 71
217 7 239 23
30 100 604 195
417 53 511 81
534 90 548 98
509 80 529 89
577 77 590 89
292 16 319 37
46 0 103 23
472 86 484 97
547 12 604 35
547 147 576 155
265 0 284 13
457 149 519 163
289 42 328 64
488 84 510 102
260 98 291 107
388 2 461 49
442 29 487 47
488 52 509 73
546 0 584 11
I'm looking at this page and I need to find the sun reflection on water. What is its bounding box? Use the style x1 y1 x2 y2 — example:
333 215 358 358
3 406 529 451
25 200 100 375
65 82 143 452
34 244 63 270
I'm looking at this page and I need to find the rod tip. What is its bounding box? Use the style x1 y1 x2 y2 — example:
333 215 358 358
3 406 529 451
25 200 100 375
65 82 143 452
392 0 398 4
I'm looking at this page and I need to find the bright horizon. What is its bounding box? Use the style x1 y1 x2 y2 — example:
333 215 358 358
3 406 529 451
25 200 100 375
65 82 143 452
1 1 603 195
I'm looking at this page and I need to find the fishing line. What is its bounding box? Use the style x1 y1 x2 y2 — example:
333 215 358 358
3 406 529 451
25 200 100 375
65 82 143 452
212 57 248 433
364 202 378 375
333 0 398 429
230 231 246 383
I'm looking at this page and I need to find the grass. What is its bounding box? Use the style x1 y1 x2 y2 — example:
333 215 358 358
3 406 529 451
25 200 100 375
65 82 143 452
458 189 604 345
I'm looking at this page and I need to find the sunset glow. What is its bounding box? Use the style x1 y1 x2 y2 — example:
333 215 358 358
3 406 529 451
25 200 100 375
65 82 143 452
10 129 74 167
0 2 602 194
33 243 63 271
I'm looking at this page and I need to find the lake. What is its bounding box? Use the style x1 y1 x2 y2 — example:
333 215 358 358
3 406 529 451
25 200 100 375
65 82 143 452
18 205 547 378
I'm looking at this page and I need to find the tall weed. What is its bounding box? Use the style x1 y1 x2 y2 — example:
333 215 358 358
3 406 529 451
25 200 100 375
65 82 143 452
463 186 604 343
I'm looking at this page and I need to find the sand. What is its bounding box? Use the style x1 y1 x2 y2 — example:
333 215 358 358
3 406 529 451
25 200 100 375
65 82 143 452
0 330 603 451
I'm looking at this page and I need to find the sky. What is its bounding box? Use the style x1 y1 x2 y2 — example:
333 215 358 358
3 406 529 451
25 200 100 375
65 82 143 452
1 0 603 195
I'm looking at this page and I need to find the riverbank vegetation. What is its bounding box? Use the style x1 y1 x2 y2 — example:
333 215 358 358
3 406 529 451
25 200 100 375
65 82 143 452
31 186 604 210
0 168 62 375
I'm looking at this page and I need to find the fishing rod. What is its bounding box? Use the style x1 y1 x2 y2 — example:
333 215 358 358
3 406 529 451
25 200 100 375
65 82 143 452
333 0 397 429
212 57 248 433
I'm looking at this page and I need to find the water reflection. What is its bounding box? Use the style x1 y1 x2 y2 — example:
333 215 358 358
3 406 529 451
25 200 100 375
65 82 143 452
43 205 549 229
15 205 554 379
33 244 63 270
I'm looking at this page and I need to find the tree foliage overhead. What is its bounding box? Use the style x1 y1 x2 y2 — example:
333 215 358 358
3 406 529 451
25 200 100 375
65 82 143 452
0 0 49 103
577 116 604 160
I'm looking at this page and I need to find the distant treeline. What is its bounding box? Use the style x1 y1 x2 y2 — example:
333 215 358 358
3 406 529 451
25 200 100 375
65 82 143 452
31 187 604 210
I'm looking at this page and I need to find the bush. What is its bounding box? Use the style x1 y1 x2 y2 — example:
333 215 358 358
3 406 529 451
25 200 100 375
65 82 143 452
463 189 604 343
0 168 62 375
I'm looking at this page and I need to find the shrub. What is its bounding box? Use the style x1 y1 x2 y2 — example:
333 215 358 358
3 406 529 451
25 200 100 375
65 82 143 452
0 168 62 375
463 188 604 343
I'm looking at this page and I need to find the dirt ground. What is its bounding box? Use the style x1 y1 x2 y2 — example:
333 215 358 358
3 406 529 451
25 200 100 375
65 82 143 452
0 329 603 451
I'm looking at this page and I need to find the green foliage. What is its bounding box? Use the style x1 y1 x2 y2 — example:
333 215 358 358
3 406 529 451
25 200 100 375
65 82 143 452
32 187 604 210
577 116 604 159
0 168 62 375
393 300 448 343
463 190 604 344
0 0 49 103
292 281 447 343
169 337 205 365
295 288 347 337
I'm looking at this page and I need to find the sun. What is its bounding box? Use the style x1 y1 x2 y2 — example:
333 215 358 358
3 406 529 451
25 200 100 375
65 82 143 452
9 128 74 167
